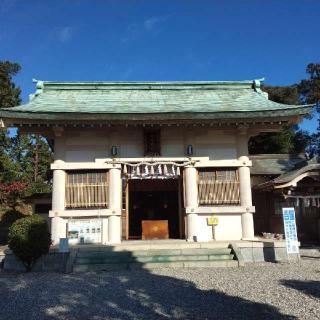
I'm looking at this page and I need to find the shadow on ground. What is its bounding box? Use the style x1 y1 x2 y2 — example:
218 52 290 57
0 250 296 320
280 279 320 299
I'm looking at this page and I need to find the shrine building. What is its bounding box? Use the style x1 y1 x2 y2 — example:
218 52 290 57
0 79 312 245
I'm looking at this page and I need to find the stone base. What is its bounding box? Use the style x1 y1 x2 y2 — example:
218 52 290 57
3 249 71 272
1 239 299 272
236 240 300 263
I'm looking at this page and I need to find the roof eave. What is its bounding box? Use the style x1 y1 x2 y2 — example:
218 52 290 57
0 105 312 121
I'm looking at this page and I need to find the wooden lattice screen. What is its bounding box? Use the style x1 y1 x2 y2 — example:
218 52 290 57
198 169 240 205
65 171 109 209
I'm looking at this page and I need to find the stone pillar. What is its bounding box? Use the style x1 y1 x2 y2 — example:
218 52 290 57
184 166 199 241
101 218 109 244
51 131 67 245
237 129 255 240
239 157 254 239
108 167 122 243
51 168 66 244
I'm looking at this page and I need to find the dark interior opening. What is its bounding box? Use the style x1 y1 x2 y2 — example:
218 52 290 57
129 179 181 239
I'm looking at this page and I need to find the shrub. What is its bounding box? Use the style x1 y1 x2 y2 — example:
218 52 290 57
8 215 51 271
0 209 24 245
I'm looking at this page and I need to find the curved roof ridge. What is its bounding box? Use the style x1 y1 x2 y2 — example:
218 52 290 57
33 79 263 85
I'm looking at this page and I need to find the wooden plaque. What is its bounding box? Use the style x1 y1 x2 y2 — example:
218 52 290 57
141 220 169 240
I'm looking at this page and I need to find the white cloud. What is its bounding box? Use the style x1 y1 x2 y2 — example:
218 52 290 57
122 14 170 43
144 15 169 32
56 26 75 43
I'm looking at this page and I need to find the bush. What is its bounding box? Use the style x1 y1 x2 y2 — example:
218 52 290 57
8 215 51 271
0 209 24 245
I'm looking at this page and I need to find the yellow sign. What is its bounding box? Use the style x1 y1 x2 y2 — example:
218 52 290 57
207 216 219 226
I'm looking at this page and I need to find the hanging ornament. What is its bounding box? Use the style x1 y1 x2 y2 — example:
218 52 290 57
150 165 154 175
295 197 299 207
158 165 162 175
164 164 168 175
123 164 127 174
304 198 310 207
145 165 149 175
136 165 140 176
177 166 180 175
172 165 176 176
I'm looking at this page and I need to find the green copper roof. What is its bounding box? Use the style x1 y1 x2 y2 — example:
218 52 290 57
0 79 313 121
254 156 320 190
250 154 307 175
273 157 320 184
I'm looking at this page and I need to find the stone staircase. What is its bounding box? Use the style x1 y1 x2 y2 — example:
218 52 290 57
72 242 239 272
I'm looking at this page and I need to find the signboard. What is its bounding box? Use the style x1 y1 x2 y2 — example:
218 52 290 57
207 216 219 226
282 207 299 254
68 219 102 244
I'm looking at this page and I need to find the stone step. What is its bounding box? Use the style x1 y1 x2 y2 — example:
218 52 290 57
76 248 232 258
75 253 234 264
73 260 239 272
76 241 231 252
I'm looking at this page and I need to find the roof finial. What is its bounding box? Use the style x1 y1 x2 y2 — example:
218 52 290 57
31 79 44 97
253 78 268 98
253 78 265 90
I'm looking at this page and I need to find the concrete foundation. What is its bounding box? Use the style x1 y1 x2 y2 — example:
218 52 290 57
2 240 299 272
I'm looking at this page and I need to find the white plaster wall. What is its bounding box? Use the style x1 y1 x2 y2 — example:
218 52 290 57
197 214 242 241
66 150 107 162
161 128 185 157
193 130 237 160
57 128 238 162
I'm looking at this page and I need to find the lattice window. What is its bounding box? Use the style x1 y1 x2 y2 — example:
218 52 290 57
198 169 240 205
65 171 109 209
144 129 161 156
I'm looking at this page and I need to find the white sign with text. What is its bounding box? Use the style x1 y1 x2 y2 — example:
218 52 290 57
282 207 299 254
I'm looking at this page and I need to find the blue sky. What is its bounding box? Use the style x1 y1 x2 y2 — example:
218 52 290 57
1 0 319 132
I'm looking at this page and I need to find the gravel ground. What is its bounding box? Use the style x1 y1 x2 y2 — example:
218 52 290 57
0 248 319 320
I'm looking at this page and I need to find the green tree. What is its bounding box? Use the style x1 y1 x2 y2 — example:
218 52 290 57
0 61 53 202
0 61 21 108
0 61 22 185
249 84 311 154
298 63 320 154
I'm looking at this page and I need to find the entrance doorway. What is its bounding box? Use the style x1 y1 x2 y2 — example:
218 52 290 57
128 179 183 239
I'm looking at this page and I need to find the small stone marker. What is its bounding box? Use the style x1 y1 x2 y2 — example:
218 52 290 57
59 238 69 253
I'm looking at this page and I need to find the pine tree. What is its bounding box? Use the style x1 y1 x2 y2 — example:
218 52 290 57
249 84 311 154
298 63 320 155
0 61 53 204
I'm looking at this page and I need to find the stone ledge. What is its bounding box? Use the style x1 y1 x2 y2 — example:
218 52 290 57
186 206 255 214
49 209 121 218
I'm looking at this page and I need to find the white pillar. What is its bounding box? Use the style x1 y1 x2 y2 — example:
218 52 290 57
51 168 66 244
108 215 121 244
108 167 122 244
101 218 109 244
239 157 254 239
184 166 199 241
237 129 255 240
